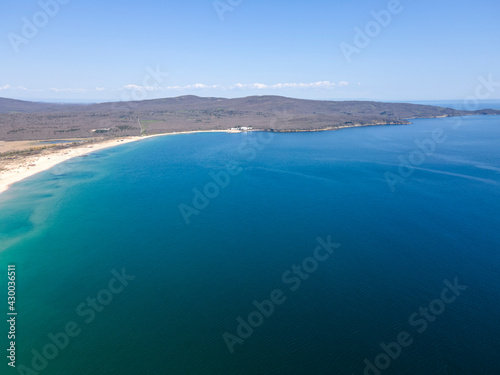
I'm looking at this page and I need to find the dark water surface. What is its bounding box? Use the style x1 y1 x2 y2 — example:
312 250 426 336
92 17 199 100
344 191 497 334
1 115 499 374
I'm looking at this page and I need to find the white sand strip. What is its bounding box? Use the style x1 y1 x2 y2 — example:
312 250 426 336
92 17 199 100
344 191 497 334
0 130 227 196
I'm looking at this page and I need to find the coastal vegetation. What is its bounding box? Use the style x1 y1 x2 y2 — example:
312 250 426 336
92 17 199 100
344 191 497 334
1 95 498 142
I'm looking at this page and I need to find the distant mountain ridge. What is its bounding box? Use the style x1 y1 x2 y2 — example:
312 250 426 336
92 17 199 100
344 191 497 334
0 95 498 141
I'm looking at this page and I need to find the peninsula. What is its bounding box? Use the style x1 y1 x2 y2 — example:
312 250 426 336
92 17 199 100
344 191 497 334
1 95 498 195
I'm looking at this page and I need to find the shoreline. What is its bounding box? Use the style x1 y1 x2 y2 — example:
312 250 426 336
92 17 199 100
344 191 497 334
0 130 227 196
0 123 387 196
1 113 495 197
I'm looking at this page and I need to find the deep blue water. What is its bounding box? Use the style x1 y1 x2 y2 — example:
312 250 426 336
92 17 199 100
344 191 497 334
1 115 499 374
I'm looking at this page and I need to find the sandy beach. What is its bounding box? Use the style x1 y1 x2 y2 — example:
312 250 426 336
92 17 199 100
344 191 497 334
0 130 227 196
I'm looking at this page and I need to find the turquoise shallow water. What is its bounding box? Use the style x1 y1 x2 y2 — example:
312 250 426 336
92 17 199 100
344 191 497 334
1 116 500 374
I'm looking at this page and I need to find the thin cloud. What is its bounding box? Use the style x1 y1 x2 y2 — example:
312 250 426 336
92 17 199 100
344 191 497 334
49 88 88 93
0 85 34 92
0 81 350 95
0 86 106 93
183 83 221 89
122 81 347 91
162 83 221 90
232 81 345 89
123 84 162 92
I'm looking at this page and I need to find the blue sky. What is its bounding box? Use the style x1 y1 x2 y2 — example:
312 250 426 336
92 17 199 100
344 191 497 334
1 0 499 102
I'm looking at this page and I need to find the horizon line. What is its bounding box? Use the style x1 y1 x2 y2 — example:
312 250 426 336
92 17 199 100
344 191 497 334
2 95 500 105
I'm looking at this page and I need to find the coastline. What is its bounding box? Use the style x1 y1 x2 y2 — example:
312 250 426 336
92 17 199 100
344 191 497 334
1 112 494 197
0 122 394 196
0 130 226 196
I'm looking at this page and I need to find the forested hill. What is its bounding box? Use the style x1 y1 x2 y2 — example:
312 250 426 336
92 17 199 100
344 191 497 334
0 95 498 141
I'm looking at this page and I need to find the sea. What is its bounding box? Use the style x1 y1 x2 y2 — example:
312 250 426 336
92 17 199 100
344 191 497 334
0 101 499 374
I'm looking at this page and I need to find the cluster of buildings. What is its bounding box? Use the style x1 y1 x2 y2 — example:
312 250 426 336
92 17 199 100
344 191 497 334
229 126 253 132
